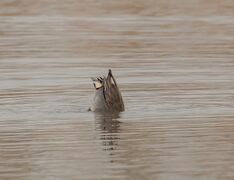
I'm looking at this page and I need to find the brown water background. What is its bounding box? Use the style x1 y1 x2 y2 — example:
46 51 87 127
0 1 234 179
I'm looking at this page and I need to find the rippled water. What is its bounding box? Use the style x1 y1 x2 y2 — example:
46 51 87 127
1 1 234 180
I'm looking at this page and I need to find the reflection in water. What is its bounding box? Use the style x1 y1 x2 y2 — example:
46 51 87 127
94 112 121 153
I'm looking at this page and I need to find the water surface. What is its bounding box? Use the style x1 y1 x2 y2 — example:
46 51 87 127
0 1 234 180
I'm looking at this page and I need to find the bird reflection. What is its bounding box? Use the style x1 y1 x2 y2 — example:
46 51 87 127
94 112 121 152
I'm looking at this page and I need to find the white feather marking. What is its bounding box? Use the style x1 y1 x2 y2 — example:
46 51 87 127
94 81 102 89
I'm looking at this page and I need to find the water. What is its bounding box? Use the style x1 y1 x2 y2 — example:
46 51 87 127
1 1 234 179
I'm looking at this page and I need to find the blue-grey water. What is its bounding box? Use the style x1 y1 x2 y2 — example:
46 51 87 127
0 1 234 180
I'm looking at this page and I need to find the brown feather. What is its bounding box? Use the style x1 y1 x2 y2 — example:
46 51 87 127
103 69 125 112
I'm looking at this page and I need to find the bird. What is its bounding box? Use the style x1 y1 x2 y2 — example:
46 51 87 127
90 69 125 112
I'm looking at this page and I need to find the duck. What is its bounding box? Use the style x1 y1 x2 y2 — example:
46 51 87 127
90 69 124 112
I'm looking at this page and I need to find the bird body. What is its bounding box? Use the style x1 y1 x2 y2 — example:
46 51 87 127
91 69 124 112
91 87 106 112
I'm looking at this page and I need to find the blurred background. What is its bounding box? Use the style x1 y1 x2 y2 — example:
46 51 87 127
0 1 234 180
